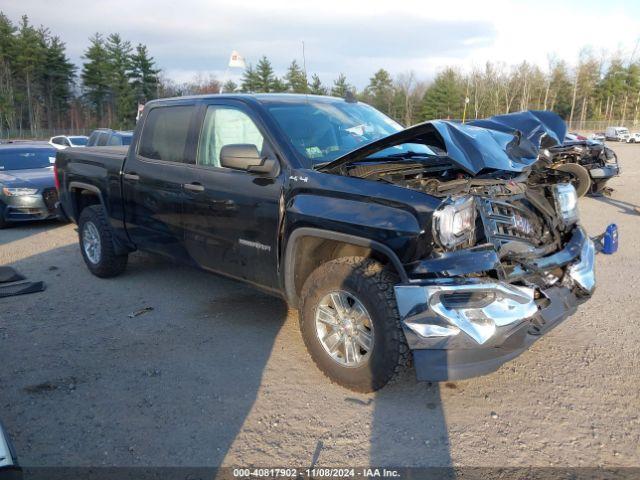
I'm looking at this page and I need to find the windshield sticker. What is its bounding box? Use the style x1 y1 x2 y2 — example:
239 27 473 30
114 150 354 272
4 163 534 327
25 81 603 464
305 146 323 158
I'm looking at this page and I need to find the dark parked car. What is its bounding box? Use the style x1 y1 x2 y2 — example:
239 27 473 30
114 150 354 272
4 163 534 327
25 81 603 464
56 95 609 392
549 133 620 196
0 144 60 228
86 128 133 147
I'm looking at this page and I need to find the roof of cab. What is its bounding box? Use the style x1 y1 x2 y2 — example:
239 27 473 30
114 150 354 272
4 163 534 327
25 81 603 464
146 93 347 108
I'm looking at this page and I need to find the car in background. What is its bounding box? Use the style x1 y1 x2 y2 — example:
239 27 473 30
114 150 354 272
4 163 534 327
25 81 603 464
590 132 605 141
0 144 60 228
49 135 89 150
568 132 587 140
605 126 630 142
627 132 640 143
86 129 133 147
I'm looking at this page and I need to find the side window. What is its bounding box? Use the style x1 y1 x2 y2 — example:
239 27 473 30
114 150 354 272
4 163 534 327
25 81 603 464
138 106 195 162
51 137 62 145
63 138 71 146
196 106 265 168
97 133 109 146
87 132 99 146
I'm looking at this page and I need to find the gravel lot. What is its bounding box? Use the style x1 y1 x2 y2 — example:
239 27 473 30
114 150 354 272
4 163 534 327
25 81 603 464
0 143 639 469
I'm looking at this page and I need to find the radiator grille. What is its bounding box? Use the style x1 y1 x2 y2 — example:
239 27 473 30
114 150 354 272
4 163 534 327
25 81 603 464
478 198 544 248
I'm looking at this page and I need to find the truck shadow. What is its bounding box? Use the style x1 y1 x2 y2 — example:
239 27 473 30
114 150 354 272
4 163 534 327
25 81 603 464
369 379 452 470
0 242 287 468
1 242 451 471
590 194 640 217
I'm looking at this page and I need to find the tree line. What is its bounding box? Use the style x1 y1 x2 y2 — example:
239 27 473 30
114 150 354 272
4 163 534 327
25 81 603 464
1 10 639 137
0 12 159 135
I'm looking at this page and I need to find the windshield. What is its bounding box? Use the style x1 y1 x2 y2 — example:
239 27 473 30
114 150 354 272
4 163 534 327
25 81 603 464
0 149 55 170
267 101 430 165
69 136 88 146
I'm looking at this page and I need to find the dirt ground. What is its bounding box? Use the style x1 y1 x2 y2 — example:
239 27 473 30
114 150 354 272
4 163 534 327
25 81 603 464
0 143 639 469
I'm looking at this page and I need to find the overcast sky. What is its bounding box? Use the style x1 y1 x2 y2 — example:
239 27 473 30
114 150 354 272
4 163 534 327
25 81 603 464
3 0 640 88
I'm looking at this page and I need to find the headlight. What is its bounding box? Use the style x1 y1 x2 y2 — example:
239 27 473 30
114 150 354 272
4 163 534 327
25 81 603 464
552 183 579 226
433 196 476 249
1 187 38 196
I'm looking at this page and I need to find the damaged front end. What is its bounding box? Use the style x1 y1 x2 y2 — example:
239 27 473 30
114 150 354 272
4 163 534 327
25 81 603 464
396 176 598 381
321 110 614 381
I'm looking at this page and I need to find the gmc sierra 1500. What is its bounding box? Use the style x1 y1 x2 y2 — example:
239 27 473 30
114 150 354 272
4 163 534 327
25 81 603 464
56 94 611 392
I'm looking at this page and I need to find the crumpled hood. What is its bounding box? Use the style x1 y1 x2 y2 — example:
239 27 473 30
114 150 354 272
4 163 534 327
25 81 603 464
0 167 55 190
321 110 567 175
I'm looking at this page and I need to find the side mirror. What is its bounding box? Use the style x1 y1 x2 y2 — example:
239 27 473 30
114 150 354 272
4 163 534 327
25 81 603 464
220 144 279 176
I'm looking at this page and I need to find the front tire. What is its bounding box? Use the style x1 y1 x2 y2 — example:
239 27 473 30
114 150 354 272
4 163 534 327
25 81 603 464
78 205 128 278
299 257 409 392
555 163 591 197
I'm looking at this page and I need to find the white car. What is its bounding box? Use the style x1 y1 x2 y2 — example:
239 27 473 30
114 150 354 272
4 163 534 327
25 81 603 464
627 132 640 143
605 126 630 142
49 135 89 150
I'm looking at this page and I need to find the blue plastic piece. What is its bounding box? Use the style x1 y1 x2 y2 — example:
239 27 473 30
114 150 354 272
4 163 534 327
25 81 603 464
602 223 618 254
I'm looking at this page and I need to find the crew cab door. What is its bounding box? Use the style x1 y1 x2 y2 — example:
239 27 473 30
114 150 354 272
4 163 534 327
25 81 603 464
182 101 283 288
123 104 199 261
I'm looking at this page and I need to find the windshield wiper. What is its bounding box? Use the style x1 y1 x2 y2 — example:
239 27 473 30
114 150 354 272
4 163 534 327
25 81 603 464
370 150 435 159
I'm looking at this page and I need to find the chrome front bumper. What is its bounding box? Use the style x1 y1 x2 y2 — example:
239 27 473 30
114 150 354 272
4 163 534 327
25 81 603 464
395 233 596 380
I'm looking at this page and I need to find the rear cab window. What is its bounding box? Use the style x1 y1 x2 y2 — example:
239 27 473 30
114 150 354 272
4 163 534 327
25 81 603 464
97 133 109 146
138 105 196 163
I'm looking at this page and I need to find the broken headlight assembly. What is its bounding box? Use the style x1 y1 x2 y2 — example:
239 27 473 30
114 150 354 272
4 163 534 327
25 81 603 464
433 196 476 249
552 183 579 226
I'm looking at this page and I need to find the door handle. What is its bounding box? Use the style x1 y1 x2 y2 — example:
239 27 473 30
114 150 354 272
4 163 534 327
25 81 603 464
183 182 205 192
123 172 139 181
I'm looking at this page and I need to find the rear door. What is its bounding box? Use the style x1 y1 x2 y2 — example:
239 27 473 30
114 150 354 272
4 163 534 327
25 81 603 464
182 101 284 288
123 103 199 261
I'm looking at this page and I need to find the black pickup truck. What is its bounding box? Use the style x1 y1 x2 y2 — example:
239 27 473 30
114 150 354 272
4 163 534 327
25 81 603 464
56 94 608 392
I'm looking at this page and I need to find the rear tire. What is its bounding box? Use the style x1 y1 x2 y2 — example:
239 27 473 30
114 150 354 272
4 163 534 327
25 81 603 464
78 205 128 278
299 257 409 392
555 163 591 197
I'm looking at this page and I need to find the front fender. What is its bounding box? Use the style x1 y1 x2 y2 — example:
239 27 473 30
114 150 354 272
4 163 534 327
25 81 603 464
286 193 422 252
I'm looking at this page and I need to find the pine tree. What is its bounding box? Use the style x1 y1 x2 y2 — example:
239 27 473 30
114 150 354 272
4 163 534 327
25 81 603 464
130 43 159 103
106 33 134 128
42 36 74 129
255 56 275 92
420 68 465 120
241 64 260 92
331 73 352 97
364 69 394 115
222 80 238 93
14 16 47 133
309 74 327 95
271 77 288 92
285 60 307 93
81 33 111 123
0 13 17 131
